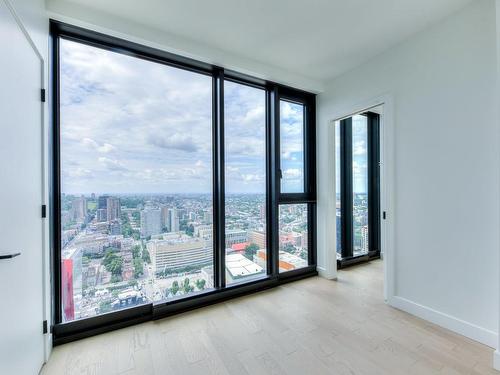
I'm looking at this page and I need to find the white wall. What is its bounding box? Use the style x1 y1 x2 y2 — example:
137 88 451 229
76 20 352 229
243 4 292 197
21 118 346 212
45 0 323 93
318 0 499 348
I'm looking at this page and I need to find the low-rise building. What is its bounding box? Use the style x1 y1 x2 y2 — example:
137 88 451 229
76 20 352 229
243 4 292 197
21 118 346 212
147 237 212 274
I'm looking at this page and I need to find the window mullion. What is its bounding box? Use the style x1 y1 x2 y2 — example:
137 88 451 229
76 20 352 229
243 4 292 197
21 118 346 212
367 112 381 255
213 68 226 288
340 118 353 259
269 85 280 277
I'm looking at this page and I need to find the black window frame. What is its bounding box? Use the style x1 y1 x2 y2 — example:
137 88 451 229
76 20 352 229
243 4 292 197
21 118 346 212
275 87 317 271
50 20 317 344
337 112 380 268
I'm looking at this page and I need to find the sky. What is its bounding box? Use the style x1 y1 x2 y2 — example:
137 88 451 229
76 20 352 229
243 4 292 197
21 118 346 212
335 115 369 195
60 38 304 195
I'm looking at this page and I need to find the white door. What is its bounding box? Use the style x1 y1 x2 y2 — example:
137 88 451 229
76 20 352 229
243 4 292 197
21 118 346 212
0 1 45 374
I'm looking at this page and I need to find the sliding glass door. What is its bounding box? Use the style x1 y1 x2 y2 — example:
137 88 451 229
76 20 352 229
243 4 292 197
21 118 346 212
336 112 380 267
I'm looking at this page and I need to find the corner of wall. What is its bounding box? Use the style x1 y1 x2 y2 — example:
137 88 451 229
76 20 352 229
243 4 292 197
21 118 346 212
494 350 500 371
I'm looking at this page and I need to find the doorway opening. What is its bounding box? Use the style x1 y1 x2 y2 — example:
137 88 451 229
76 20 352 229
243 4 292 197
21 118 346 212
335 107 382 269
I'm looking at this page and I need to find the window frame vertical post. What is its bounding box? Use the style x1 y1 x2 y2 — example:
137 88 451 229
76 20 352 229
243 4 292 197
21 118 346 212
367 112 381 256
340 117 353 259
50 24 63 325
213 68 226 288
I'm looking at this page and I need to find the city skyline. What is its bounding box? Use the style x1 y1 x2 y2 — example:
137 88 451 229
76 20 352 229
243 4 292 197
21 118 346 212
60 192 308 321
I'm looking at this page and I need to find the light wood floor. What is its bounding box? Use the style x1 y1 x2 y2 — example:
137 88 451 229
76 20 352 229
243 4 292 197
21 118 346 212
41 260 496 375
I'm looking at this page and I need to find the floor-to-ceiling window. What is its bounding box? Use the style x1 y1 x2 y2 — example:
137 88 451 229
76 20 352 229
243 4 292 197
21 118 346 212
58 37 214 322
278 98 314 272
52 21 316 343
335 112 380 267
224 81 267 284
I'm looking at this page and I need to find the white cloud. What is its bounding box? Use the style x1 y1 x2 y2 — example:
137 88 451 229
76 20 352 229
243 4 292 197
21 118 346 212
283 168 302 180
242 173 264 182
82 138 116 154
98 157 128 171
60 39 267 194
148 133 199 153
98 143 116 153
353 141 366 156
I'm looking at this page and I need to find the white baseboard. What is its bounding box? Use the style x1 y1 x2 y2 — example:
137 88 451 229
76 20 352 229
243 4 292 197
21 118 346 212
493 350 500 371
389 296 497 349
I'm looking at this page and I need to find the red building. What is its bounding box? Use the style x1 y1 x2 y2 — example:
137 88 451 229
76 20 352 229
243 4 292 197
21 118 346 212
61 259 75 321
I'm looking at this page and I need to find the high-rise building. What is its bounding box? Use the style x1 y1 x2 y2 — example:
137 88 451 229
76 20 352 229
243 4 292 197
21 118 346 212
160 206 169 230
98 195 109 209
96 208 107 222
106 197 121 222
169 208 179 232
203 209 212 224
61 259 74 321
71 196 87 221
141 209 162 237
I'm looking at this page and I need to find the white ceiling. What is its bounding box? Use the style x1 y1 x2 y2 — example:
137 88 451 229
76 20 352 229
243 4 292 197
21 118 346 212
47 0 473 91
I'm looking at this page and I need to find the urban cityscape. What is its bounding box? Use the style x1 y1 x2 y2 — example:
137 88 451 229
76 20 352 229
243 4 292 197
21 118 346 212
59 39 309 322
61 193 308 322
336 192 369 258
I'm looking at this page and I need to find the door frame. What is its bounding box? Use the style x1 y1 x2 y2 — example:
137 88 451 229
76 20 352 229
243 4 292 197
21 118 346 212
326 93 395 302
2 0 50 363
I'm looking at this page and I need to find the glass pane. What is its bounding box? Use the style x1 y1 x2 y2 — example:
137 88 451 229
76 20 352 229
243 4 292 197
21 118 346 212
60 38 213 322
280 100 304 193
278 204 308 272
352 115 369 256
224 81 267 284
335 121 342 259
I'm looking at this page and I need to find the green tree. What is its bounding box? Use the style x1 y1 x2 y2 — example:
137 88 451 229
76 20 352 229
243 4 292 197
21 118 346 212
133 258 144 277
185 224 195 236
132 245 141 259
122 222 133 237
282 243 295 254
170 281 179 296
244 243 259 260
99 300 113 313
110 274 122 283
128 280 138 288
103 250 123 276
142 248 151 263
195 279 206 291
182 278 194 294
